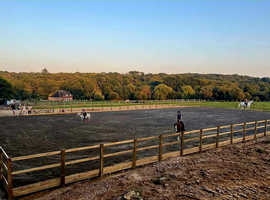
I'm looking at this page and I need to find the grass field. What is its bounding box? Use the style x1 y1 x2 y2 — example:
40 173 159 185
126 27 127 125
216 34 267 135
27 100 270 112
199 101 270 111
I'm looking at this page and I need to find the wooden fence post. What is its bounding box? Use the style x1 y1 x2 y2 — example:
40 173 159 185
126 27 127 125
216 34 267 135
199 129 203 153
180 131 184 156
132 139 137 168
216 126 220 148
230 124 233 144
60 149 66 186
254 121 257 141
243 123 246 142
0 148 2 182
99 144 104 177
7 158 13 200
159 135 163 162
264 120 267 136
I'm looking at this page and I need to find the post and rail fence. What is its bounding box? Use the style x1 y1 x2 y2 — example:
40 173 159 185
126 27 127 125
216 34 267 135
0 119 269 200
25 99 205 116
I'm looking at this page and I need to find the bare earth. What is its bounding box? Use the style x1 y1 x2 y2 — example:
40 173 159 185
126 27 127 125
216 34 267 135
23 137 270 200
0 110 12 117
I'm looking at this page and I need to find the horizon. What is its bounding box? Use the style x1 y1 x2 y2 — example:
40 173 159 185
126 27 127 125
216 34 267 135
1 0 270 77
1 70 268 79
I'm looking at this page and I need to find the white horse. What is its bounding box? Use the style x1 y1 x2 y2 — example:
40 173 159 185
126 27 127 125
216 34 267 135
77 112 91 121
239 100 253 109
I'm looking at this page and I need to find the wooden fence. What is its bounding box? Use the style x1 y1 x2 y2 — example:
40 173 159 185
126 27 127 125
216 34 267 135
30 104 188 116
0 119 269 200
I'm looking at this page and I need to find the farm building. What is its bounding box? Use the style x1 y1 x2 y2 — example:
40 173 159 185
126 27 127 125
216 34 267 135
48 90 73 101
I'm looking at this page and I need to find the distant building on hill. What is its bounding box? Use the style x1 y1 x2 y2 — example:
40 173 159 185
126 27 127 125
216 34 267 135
48 90 73 101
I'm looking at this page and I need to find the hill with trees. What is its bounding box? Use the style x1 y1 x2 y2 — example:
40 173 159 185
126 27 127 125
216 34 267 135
0 71 270 101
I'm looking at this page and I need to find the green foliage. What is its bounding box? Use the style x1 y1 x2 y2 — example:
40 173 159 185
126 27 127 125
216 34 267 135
0 77 14 100
93 91 104 101
0 71 270 101
153 84 173 100
181 85 195 99
137 85 151 100
200 86 213 99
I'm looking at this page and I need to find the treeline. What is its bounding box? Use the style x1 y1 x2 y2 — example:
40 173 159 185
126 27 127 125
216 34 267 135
1 71 270 101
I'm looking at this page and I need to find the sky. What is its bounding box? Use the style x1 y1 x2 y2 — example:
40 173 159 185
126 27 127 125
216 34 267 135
0 0 270 77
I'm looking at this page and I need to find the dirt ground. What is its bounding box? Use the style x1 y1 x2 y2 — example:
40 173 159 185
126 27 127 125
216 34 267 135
21 136 270 200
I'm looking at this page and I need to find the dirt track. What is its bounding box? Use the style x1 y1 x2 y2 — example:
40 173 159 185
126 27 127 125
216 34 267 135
22 137 270 200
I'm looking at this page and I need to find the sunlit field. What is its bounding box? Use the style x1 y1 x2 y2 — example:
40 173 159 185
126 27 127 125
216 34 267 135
23 100 270 112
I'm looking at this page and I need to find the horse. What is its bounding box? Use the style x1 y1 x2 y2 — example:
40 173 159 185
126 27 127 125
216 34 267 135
239 100 253 109
77 112 91 121
174 120 185 141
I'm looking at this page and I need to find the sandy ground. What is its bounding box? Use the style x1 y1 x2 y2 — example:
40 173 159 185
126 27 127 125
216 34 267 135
0 110 12 117
18 136 270 200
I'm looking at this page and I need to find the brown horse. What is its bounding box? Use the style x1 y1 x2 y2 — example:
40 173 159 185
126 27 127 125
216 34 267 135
174 120 185 141
174 120 185 133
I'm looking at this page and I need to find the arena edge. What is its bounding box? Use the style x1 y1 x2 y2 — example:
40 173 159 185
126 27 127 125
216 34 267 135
0 119 269 200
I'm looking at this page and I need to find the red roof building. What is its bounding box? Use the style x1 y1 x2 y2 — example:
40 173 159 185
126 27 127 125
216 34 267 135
48 90 73 101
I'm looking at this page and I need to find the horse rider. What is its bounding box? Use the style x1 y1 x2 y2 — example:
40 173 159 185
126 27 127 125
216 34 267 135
174 121 185 132
28 105 32 114
177 110 182 122
11 104 16 116
244 98 248 107
175 111 185 132
82 109 87 120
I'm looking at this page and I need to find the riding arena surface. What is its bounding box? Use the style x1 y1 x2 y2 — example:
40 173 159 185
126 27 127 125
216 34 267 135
1 107 270 196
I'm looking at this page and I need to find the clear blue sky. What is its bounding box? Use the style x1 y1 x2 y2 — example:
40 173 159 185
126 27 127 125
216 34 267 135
0 0 270 77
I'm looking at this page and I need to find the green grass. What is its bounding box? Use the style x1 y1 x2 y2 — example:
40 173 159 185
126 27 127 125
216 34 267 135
198 101 239 109
249 102 270 111
197 101 270 111
29 100 270 112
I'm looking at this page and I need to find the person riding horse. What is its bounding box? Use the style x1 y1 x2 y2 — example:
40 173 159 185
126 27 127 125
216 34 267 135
177 110 182 121
174 120 185 132
81 109 87 120
244 98 248 107
174 111 185 133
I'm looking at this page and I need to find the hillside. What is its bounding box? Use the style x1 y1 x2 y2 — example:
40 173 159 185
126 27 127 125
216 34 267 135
1 71 270 101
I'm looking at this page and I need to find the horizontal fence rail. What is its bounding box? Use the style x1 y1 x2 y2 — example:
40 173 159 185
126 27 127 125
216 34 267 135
20 102 193 116
0 119 269 200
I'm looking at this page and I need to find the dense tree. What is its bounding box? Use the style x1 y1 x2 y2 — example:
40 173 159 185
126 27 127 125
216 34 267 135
200 86 213 99
137 85 151 100
108 91 120 100
0 71 269 101
93 91 104 101
0 77 14 100
231 87 245 101
153 84 173 100
181 85 195 99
